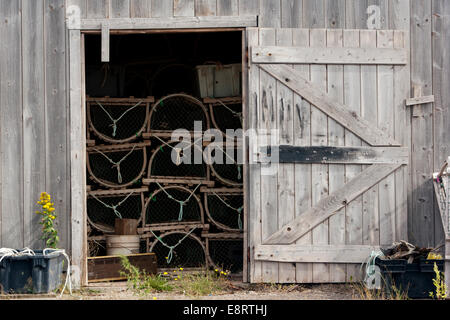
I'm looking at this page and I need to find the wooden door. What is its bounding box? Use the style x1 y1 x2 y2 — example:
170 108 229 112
247 28 410 283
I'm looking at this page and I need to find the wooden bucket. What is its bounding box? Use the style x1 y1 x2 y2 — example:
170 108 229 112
106 235 140 255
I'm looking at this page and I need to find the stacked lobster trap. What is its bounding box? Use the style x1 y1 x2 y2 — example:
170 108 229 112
86 63 244 276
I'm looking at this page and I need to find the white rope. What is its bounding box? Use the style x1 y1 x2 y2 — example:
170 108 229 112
155 182 201 221
361 250 384 289
96 100 143 137
92 145 136 183
0 248 72 298
154 136 203 166
215 100 243 126
90 191 135 219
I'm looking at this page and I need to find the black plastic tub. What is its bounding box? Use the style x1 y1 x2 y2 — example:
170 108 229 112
375 257 444 299
0 250 64 294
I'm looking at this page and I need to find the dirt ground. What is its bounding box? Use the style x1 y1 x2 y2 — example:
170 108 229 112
60 281 357 300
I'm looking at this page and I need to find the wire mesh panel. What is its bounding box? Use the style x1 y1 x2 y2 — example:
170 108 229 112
149 231 206 268
207 238 243 274
144 185 204 226
87 142 149 188
209 147 243 187
206 97 242 137
146 140 211 184
203 189 243 232
148 94 210 137
87 96 153 144
87 189 145 233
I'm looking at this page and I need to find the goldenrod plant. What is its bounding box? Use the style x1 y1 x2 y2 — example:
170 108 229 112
429 262 447 300
36 192 59 248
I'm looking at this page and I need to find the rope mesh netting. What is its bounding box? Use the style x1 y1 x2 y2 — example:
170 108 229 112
88 147 145 187
145 185 202 225
208 239 243 273
149 94 209 132
150 232 206 268
205 193 243 231
210 102 242 134
210 148 243 186
149 140 207 179
88 100 148 143
87 193 142 232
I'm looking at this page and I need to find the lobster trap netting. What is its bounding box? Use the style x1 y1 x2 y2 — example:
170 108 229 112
149 231 206 268
148 140 208 180
149 94 210 134
207 239 243 274
87 144 147 188
87 192 143 233
205 192 243 232
145 185 203 226
209 148 243 186
87 98 151 144
209 100 242 135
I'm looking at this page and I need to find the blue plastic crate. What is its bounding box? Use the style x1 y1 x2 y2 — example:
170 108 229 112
0 250 64 294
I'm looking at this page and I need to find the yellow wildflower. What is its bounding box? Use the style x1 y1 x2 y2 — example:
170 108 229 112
48 207 55 212
163 272 168 275
179 268 183 271
153 297 157 300
174 278 178 281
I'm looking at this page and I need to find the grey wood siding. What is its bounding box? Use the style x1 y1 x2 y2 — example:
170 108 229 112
0 0 447 282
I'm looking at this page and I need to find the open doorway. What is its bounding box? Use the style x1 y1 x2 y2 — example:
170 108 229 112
83 30 245 282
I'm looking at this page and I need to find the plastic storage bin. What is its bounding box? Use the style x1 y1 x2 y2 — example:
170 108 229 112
0 250 64 294
375 257 444 299
196 63 241 98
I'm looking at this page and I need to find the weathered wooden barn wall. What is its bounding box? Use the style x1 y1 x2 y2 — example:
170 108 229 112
0 0 448 277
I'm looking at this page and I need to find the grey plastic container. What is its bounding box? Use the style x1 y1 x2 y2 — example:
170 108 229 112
0 249 64 294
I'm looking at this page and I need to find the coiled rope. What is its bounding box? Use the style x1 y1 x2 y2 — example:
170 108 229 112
0 247 72 297
361 250 384 288
149 228 197 264
90 191 135 219
211 192 243 230
96 100 143 137
155 182 201 221
92 145 136 183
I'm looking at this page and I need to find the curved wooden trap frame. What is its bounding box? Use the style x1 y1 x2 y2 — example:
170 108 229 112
87 187 146 233
86 141 150 189
86 96 154 144
207 147 243 187
144 140 213 186
144 93 210 138
202 188 243 232
204 97 243 140
204 234 244 273
148 230 207 267
143 184 204 227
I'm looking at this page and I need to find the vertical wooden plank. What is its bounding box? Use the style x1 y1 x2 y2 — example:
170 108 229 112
238 0 259 15
326 28 346 283
242 29 248 283
194 0 216 16
259 28 278 283
23 0 46 249
110 0 130 18
377 30 396 246
391 0 410 243
151 0 174 17
130 0 151 17
0 0 23 248
303 0 325 28
309 28 329 283
292 28 312 283
101 23 110 62
360 30 380 248
217 0 238 16
45 0 69 250
66 0 87 18
281 0 302 28
69 29 87 287
275 28 296 283
86 0 109 18
432 0 449 246
345 0 389 30
247 27 262 283
174 0 194 16
343 29 363 282
410 0 434 247
259 0 281 28
326 0 345 28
